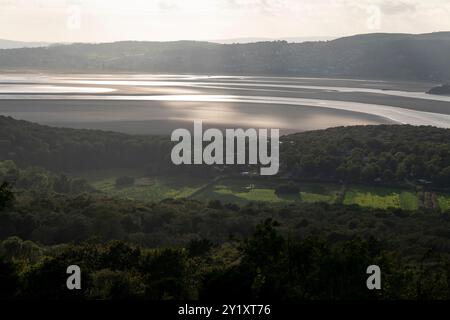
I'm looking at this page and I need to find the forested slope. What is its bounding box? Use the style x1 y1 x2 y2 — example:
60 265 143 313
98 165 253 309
2 32 450 81
1 116 449 187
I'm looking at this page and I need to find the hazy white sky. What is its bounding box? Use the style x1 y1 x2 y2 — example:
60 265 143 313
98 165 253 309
1 0 450 42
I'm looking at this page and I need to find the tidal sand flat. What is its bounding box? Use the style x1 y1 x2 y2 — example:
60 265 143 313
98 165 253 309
0 74 449 134
0 99 391 135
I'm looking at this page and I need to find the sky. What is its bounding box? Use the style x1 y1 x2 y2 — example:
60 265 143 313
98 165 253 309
1 0 450 42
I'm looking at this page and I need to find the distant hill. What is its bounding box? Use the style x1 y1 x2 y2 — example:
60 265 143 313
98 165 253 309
0 39 50 49
210 36 334 44
1 32 450 81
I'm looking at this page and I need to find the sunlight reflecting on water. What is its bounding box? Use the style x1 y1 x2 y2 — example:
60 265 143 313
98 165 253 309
1 73 449 134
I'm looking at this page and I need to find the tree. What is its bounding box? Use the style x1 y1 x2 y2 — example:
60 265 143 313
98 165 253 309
438 166 450 186
0 259 19 299
187 239 213 257
275 182 300 195
88 269 145 299
0 182 14 211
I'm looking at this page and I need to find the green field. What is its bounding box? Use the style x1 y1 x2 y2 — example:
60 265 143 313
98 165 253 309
73 170 447 211
438 194 450 211
194 179 340 205
399 191 419 211
194 179 429 211
214 185 285 203
76 169 208 201
300 184 339 204
343 186 418 210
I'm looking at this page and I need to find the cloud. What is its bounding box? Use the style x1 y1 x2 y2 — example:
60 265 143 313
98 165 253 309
340 0 450 15
223 0 288 15
375 1 417 15
1 0 449 42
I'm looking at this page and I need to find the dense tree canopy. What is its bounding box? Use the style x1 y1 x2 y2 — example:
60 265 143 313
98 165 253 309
1 220 449 300
280 125 450 188
1 192 449 262
2 116 450 188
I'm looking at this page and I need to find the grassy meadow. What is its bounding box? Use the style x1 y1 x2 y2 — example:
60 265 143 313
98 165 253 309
70 171 449 211
73 168 208 201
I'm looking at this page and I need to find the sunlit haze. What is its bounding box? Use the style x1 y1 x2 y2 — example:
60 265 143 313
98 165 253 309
1 0 450 42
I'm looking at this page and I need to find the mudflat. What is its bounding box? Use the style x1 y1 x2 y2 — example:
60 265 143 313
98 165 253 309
0 74 448 134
